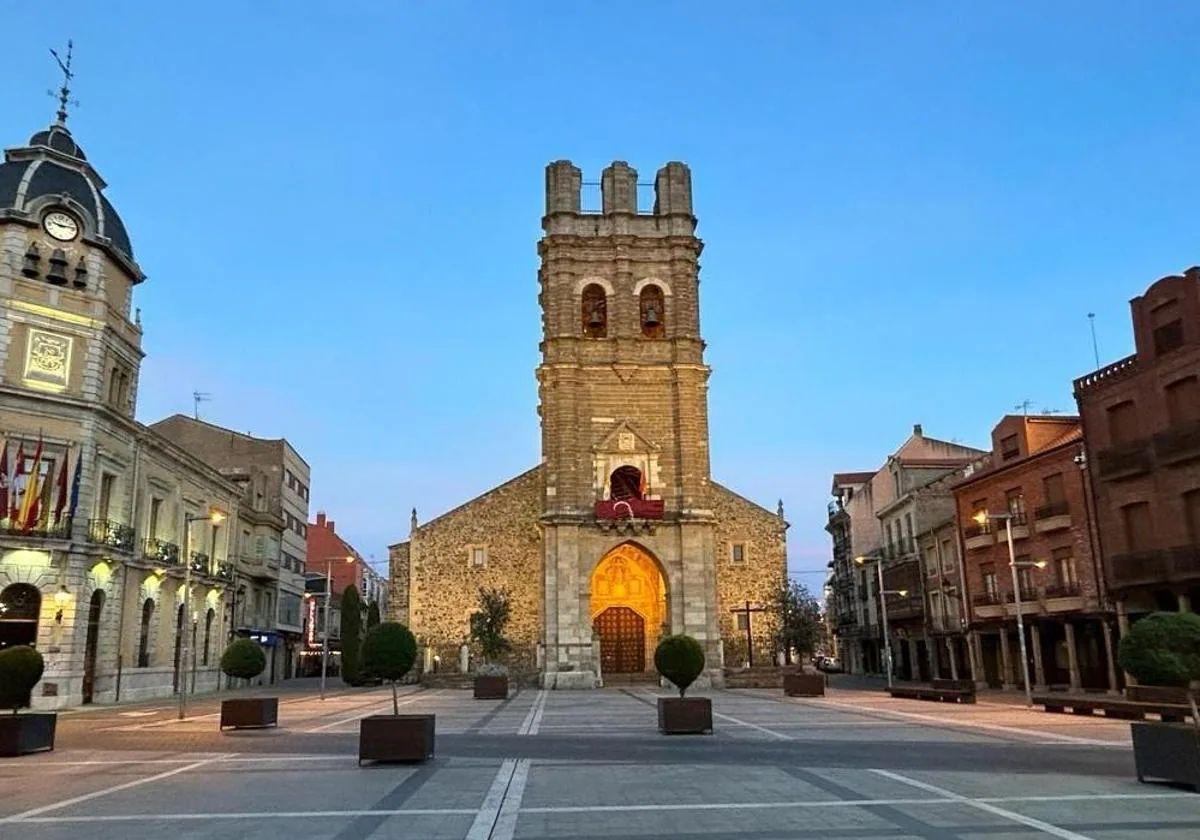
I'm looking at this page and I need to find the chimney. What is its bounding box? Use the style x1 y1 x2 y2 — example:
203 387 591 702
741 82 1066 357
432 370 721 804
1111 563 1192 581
327 520 335 533
316 511 327 528
913 423 923 437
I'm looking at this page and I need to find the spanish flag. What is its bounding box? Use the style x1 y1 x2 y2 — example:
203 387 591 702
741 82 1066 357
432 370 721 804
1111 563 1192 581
18 437 44 532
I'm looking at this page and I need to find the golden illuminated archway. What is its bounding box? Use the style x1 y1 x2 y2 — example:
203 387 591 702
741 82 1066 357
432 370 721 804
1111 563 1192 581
590 543 667 673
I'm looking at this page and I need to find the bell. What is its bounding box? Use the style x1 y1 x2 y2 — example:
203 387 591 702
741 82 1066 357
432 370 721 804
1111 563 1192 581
587 307 604 328
644 306 660 326
73 256 88 288
21 243 41 278
46 249 69 286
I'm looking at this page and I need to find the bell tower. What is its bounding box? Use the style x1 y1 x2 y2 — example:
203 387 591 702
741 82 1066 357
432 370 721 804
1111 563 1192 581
536 160 721 688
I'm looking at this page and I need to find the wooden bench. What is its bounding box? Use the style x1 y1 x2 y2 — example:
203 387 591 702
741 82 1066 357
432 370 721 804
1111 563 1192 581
1033 693 1192 723
888 678 976 704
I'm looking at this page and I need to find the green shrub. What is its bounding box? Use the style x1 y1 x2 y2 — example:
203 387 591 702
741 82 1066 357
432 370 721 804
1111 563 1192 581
469 587 511 664
1118 611 1200 687
361 622 417 714
220 638 266 682
340 585 363 685
0 645 44 713
654 634 706 698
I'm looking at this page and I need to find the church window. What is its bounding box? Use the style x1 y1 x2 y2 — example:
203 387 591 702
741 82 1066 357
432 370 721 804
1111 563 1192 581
609 466 644 501
731 543 746 564
639 284 665 338
581 284 607 338
469 546 487 568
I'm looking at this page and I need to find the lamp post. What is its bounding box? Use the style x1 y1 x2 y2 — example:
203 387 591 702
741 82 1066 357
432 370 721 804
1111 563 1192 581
179 509 225 720
973 510 1045 706
320 555 356 701
854 554 908 689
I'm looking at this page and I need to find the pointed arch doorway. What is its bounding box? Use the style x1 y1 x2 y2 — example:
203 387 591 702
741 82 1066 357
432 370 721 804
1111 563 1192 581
590 543 667 674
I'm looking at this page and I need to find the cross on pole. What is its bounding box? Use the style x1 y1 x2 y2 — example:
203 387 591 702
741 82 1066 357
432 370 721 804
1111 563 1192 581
730 600 767 667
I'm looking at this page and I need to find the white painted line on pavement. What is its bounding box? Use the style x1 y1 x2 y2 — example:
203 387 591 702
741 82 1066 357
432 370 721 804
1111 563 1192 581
800 698 1126 746
467 758 517 839
712 711 792 740
305 690 430 733
491 758 531 840
870 768 1094 840
16 808 479 823
0 754 233 824
517 690 546 735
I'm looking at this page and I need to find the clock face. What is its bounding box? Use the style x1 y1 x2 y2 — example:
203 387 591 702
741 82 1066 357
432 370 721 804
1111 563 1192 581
43 211 79 242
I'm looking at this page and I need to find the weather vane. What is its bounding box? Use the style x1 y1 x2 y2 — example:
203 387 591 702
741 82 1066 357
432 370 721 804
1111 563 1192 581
48 40 79 125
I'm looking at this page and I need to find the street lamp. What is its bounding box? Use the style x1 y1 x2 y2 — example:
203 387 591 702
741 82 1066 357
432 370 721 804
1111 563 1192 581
320 554 356 700
972 510 1046 706
179 509 225 720
854 554 908 689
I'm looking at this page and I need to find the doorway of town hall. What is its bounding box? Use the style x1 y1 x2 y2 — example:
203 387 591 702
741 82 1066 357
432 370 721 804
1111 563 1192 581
590 542 667 676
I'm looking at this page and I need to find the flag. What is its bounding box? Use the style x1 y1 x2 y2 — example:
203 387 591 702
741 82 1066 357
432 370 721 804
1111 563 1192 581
68 449 82 523
53 448 70 524
9 441 25 521
18 437 43 532
638 467 648 499
0 440 9 521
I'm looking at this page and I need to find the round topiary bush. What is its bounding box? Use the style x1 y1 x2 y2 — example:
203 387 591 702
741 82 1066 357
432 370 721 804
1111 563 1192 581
654 634 706 698
220 638 267 682
0 645 44 713
361 622 418 713
1118 611 1200 687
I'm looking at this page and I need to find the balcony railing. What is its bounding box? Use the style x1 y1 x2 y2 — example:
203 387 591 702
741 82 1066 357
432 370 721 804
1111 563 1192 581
1097 440 1153 480
1044 582 1082 599
964 522 992 538
1153 421 1200 465
189 552 210 575
1034 501 1070 520
1110 545 1200 588
0 516 72 539
973 591 1002 607
143 537 180 565
214 561 235 582
88 519 135 553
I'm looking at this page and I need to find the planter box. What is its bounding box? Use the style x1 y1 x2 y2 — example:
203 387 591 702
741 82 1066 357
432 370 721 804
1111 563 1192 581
473 675 509 700
1132 722 1200 791
220 698 279 730
359 714 435 764
1127 686 1191 705
657 697 712 735
783 673 826 697
0 713 57 757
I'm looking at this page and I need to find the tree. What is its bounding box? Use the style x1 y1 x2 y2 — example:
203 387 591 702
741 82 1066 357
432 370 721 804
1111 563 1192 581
654 635 706 698
220 638 266 683
468 587 511 665
366 600 381 629
0 646 44 713
340 585 364 685
768 579 823 665
361 622 417 714
1118 611 1200 730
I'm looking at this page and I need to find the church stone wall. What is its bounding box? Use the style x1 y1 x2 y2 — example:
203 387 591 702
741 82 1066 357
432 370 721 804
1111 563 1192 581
710 483 788 665
397 467 543 668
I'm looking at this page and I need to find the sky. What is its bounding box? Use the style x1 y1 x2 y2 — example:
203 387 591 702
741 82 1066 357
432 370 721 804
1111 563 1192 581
3 3 1198 585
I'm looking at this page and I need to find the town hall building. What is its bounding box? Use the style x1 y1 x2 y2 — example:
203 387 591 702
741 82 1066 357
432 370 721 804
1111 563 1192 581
389 161 789 688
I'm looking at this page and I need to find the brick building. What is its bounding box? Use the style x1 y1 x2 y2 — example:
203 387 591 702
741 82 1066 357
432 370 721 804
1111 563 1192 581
306 511 385 608
954 415 1114 693
1073 268 1200 636
390 161 789 688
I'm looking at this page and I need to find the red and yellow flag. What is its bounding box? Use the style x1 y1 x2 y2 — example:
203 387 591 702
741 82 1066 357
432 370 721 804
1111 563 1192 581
18 437 44 532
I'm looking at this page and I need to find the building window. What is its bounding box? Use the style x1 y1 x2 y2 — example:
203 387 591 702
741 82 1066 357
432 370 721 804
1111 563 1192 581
1000 434 1019 461
137 598 154 667
639 284 665 339
940 538 955 573
97 473 115 521
469 546 487 568
981 566 998 600
1052 547 1077 588
1106 400 1139 444
731 543 746 564
148 497 162 539
1121 501 1153 552
1183 489 1200 545
1165 376 1200 426
581 284 607 338
202 608 215 665
1042 473 1065 505
736 612 749 631
970 500 990 533
1005 489 1026 525
1016 562 1036 599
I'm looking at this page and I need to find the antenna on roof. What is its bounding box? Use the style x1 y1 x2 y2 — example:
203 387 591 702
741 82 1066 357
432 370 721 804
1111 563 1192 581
193 391 212 420
1087 312 1100 369
48 40 79 126
1040 408 1065 415
1014 399 1033 416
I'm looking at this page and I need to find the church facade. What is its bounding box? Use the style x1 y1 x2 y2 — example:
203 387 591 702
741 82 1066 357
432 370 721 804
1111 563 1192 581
389 161 788 688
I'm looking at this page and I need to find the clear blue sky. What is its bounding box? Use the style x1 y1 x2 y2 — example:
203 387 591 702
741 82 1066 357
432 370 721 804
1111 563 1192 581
4 3 1198 583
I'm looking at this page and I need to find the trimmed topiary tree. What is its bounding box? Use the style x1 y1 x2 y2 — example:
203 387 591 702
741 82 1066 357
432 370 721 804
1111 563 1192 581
654 634 706 698
341 585 364 685
220 638 266 684
361 622 417 714
1119 611 1200 726
0 646 44 713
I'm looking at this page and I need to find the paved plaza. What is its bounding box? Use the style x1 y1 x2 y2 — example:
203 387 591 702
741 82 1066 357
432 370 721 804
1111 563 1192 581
2 679 1199 839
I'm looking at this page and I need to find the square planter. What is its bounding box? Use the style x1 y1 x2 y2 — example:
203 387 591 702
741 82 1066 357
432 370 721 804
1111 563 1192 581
1132 722 1200 791
783 673 826 697
0 713 57 757
1127 685 1190 704
474 675 509 700
220 698 279 730
359 714 435 764
657 697 712 735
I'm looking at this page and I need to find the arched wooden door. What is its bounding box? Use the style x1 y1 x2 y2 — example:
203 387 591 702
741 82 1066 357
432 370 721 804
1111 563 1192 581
82 590 105 704
594 606 645 674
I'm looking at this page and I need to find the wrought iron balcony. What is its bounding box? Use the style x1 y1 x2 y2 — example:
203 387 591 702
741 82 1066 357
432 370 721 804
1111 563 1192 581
1044 582 1082 599
1153 421 1200 465
1110 545 1200 588
973 591 1002 607
0 516 72 540
1097 440 1153 480
1034 501 1070 520
214 561 235 582
964 522 992 538
88 519 135 553
189 552 210 575
142 537 180 565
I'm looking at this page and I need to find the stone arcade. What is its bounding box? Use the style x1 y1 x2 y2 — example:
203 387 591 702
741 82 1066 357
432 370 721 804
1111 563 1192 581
389 161 789 688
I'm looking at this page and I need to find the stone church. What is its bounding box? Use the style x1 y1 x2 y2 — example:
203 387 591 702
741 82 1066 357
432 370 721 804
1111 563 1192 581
389 161 787 688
